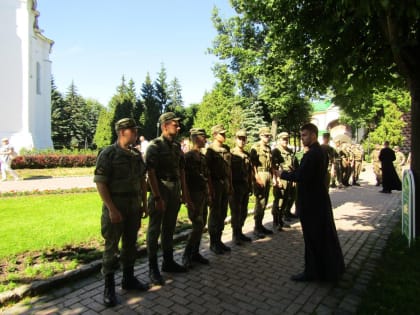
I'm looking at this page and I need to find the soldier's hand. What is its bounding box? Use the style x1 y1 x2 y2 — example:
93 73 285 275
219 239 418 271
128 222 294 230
255 175 264 187
109 208 123 223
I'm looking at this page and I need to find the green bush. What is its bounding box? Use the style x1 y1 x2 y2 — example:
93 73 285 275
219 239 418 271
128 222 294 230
12 154 97 169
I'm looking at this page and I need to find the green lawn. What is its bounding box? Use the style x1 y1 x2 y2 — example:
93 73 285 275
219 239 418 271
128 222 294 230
357 224 420 314
0 193 103 258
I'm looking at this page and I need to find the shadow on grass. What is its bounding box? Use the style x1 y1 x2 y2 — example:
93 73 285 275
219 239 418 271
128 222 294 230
24 175 53 180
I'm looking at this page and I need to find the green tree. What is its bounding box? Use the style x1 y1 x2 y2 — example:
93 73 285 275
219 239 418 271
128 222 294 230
63 82 89 148
141 73 160 139
50 78 70 149
240 99 266 142
109 76 138 143
84 98 104 149
167 77 184 112
218 0 420 234
93 107 113 149
154 64 169 115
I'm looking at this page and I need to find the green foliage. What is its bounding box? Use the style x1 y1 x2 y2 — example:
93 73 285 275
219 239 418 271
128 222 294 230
154 64 169 114
194 88 240 143
141 72 160 139
93 107 113 148
167 77 184 111
363 88 410 150
240 99 266 142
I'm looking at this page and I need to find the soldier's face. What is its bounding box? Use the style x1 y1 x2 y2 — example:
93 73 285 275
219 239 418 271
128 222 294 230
236 136 247 148
215 132 226 143
261 134 271 144
165 120 180 136
280 138 289 147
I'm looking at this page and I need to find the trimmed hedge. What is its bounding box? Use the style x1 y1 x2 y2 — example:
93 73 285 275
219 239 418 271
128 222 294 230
11 154 97 169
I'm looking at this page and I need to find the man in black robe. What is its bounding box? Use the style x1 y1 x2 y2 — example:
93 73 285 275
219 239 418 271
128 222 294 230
277 123 345 282
379 141 402 193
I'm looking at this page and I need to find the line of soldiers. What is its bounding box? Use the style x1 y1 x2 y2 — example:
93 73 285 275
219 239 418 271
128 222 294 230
321 133 364 189
94 113 301 307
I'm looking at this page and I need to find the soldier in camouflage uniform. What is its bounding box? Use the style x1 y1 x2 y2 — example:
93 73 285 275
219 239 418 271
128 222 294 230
351 144 363 186
145 112 194 286
370 144 382 186
94 118 149 307
393 146 406 181
182 128 211 268
340 142 353 186
272 132 299 230
320 133 336 191
206 124 232 254
250 127 274 238
229 130 253 245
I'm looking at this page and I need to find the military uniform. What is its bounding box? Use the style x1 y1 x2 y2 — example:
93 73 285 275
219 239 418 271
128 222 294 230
183 128 210 267
320 133 336 191
146 112 187 285
250 127 273 238
370 146 382 186
206 124 232 254
351 144 363 185
94 118 148 307
229 130 253 244
272 132 299 229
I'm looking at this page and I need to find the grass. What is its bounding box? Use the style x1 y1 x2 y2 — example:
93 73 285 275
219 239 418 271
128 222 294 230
357 223 420 315
14 167 94 179
0 191 192 293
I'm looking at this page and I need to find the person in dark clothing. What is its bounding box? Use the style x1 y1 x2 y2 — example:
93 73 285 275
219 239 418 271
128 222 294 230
278 123 345 282
379 141 402 193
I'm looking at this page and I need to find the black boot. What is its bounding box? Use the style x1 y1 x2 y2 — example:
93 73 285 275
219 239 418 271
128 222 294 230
149 256 165 286
103 273 117 307
191 241 210 264
232 229 242 245
162 250 187 273
239 232 252 242
122 267 149 291
210 234 224 254
217 232 231 252
182 244 193 269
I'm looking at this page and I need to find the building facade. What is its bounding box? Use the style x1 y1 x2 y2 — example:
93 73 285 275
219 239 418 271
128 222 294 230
0 0 53 152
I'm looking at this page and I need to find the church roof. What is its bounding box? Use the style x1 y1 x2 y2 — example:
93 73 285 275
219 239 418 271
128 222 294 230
311 100 332 113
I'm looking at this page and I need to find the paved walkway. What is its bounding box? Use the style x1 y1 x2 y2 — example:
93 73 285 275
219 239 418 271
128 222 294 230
2 166 401 315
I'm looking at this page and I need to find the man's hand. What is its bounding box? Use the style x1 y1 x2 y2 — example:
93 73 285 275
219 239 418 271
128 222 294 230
255 174 264 187
109 208 123 223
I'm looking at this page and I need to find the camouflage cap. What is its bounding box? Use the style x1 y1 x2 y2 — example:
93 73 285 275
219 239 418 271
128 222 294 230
259 127 271 136
159 112 181 124
235 129 247 137
190 128 209 137
277 132 289 139
115 118 139 131
211 124 227 135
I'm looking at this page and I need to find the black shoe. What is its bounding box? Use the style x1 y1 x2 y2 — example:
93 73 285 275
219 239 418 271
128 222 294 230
182 255 193 269
291 272 313 282
330 183 337 188
218 241 231 252
353 182 360 186
210 243 224 255
260 226 273 235
233 236 243 245
277 225 284 232
379 190 391 194
149 269 165 286
121 276 149 291
280 220 291 228
162 260 187 273
253 229 266 239
239 233 252 242
191 253 209 265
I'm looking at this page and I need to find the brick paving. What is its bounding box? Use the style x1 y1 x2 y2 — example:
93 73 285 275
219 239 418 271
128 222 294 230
2 165 401 315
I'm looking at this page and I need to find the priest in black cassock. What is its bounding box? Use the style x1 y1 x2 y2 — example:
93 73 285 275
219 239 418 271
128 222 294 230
277 123 345 282
379 141 402 193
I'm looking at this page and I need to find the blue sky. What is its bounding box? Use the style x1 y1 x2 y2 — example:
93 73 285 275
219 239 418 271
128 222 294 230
36 0 234 107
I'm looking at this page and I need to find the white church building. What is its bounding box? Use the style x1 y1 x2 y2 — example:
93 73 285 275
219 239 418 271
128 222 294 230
0 0 53 152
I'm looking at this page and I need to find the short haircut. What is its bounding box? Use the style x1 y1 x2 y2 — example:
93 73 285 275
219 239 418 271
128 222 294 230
301 123 318 137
